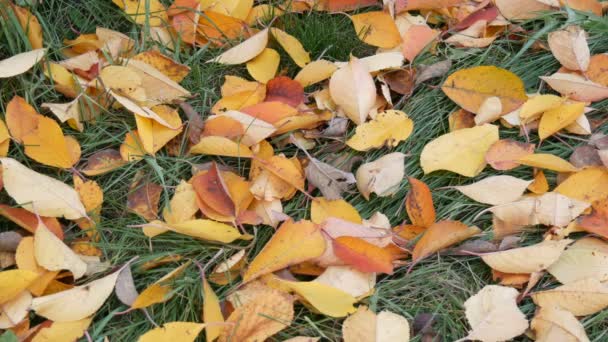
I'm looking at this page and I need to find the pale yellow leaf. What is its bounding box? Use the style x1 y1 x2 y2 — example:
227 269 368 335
532 278 608 316
547 237 608 284
481 239 572 274
34 222 87 279
453 175 532 205
329 58 376 124
0 48 46 78
209 28 269 65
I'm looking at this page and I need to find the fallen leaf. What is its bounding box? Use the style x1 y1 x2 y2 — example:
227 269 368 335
246 48 280 83
482 239 572 274
532 278 608 316
555 166 608 203
81 149 127 176
219 285 293 341
265 76 305 107
131 263 190 309
577 198 608 238
5 95 39 144
453 175 532 205
350 11 401 49
384 69 415 95
415 59 452 85
462 285 528 342
329 57 376 125
485 139 535 170
0 270 37 304
164 220 249 243
413 221 480 262
163 180 199 224
208 28 268 64
11 4 43 49
0 48 46 78
518 153 578 172
346 110 414 151
31 268 121 321
342 306 411 342
538 102 585 140
569 145 602 168
127 178 162 221
529 170 549 194
0 158 87 219
442 66 527 115
402 25 439 62
315 265 375 298
202 277 223 342
0 206 63 239
135 105 183 155
305 158 356 200
270 28 310 67
356 152 405 200
519 94 564 124
541 72 608 102
333 236 394 274
115 265 138 306
294 60 338 87
420 124 499 177
405 177 435 228
244 220 325 281
132 50 190 83
560 0 602 16
494 0 558 20
548 25 589 71
189 136 253 158
112 0 168 26
531 306 589 342
138 322 205 342
311 198 361 224
31 318 92 342
34 222 87 279
547 237 608 284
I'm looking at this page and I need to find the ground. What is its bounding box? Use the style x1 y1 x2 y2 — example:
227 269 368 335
1 1 608 341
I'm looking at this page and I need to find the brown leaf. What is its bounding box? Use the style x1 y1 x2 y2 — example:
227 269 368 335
384 69 415 95
412 220 480 262
191 163 236 218
305 158 356 200
127 175 163 221
577 198 608 239
415 60 452 85
265 76 305 107
569 145 602 168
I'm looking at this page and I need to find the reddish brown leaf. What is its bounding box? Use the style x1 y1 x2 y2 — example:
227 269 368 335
454 5 499 31
383 69 415 95
265 76 305 107
0 205 64 239
485 139 535 171
127 177 163 221
333 236 394 274
406 178 435 228
81 149 127 176
191 163 235 217
578 198 608 239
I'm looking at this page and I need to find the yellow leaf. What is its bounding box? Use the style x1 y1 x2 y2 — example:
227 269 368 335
0 158 87 219
202 278 223 342
0 119 10 157
555 166 608 203
112 0 168 26
31 317 93 342
0 270 37 304
125 60 191 107
22 115 77 169
246 48 280 83
167 219 249 243
189 136 253 158
442 66 527 115
163 180 199 224
531 307 588 342
329 57 376 124
342 306 411 342
481 239 572 274
244 220 325 281
138 322 206 342
245 5 284 25
0 48 46 78
135 105 183 155
41 97 85 132
350 11 402 48
34 221 87 279
131 262 190 309
420 124 499 177
311 198 362 224
120 130 146 162
346 110 413 151
517 153 578 172
532 278 608 316
15 237 58 296
11 4 43 49
0 291 31 329
519 94 564 124
209 28 269 65
132 50 190 83
44 63 79 98
547 237 608 284
74 176 103 214
31 268 120 321
294 59 337 88
538 102 585 140
315 265 375 298
270 28 311 67
207 0 253 20
413 221 480 262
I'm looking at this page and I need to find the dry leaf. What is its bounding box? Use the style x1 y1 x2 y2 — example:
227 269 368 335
518 154 578 173
541 72 608 102
350 11 401 48
494 0 558 20
115 265 138 306
532 278 608 316
420 124 499 177
0 48 46 78
208 28 268 65
548 25 590 71
346 110 414 151
1 158 86 219
0 270 37 304
163 180 199 225
342 306 410 342
31 318 92 342
405 177 435 228
127 178 162 221
246 48 280 83
333 236 394 274
547 237 608 284
34 222 87 279
413 221 480 262
485 139 535 170
329 57 376 125
555 167 608 203
315 265 375 298
305 158 356 200
202 278 223 342
244 220 325 281
453 175 532 205
538 102 585 140
138 322 206 342
462 285 528 342
402 25 440 62
112 0 168 26
311 198 361 224
356 152 405 200
131 263 190 309
481 239 572 273
531 306 589 342
82 149 127 176
294 60 337 87
270 28 310 67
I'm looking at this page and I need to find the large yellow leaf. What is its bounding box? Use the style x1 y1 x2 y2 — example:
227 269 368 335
0 270 37 304
112 0 168 26
246 48 280 83
243 220 325 281
346 110 414 151
270 28 310 67
138 322 206 342
413 221 480 262
0 48 46 78
442 66 527 115
311 198 362 224
481 239 572 274
531 307 588 342
350 11 401 49
22 116 78 169
329 57 376 124
463 285 528 342
294 59 337 88
420 124 499 177
547 237 608 284
135 105 183 155
538 102 585 140
202 278 223 342
31 268 121 321
209 28 268 65
163 180 199 225
532 278 608 316
555 167 608 203
31 317 92 342
519 94 564 124
11 4 43 49
0 158 87 219
517 153 578 173
189 136 253 158
34 222 87 279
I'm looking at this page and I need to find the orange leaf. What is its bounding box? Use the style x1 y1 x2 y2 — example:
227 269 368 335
240 101 298 124
81 149 126 176
412 220 480 262
127 177 163 221
0 205 63 239
485 139 535 171
405 178 435 227
402 25 439 62
319 0 379 12
202 116 245 139
243 220 325 281
577 199 608 239
265 76 305 107
191 163 235 218
333 236 394 274
6 96 40 143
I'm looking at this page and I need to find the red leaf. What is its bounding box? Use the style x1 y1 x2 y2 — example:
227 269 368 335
265 76 305 107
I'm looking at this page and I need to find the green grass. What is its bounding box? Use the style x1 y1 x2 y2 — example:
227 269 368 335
1 1 608 341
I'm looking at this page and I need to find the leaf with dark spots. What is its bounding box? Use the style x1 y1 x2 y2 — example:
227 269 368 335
305 157 356 200
265 76 305 107
191 162 235 217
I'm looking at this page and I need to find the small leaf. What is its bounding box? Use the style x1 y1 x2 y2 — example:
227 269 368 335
131 263 190 309
406 177 435 228
485 139 535 170
413 221 480 262
305 158 356 200
517 153 578 173
208 28 268 65
311 198 361 224
356 152 405 200
32 318 92 342
538 102 585 140
270 28 310 67
346 110 414 151
246 48 280 83
481 239 572 274
138 322 205 342
541 72 608 102
294 60 337 88
453 175 532 205
350 11 402 48
329 57 376 124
